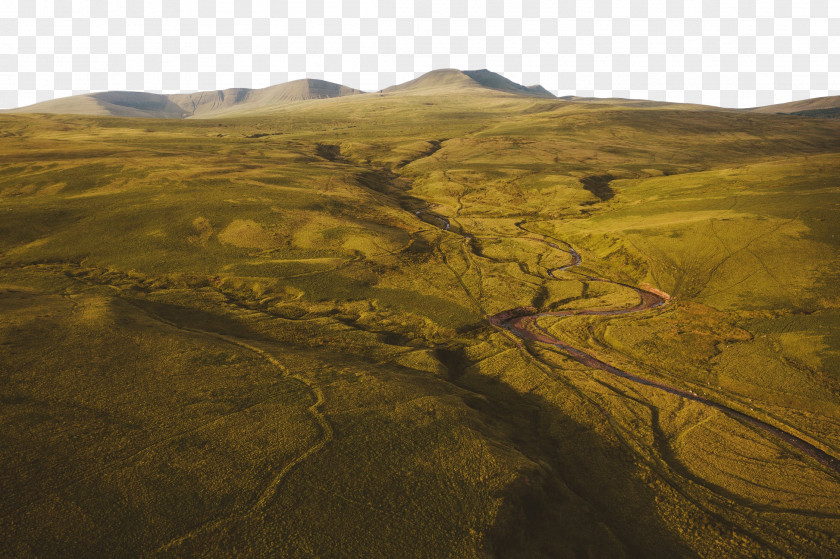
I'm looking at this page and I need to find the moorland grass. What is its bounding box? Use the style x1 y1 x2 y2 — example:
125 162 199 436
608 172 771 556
1 91 839 557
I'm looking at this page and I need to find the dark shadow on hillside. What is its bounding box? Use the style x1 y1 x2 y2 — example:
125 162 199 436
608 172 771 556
443 349 697 558
395 139 445 168
353 168 449 219
316 143 342 161
786 107 840 120
434 347 471 380
126 298 264 341
581 174 615 201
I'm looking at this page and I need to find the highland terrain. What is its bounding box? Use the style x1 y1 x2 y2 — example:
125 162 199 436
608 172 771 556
2 69 840 557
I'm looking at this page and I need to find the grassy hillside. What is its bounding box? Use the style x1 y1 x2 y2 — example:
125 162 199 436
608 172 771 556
1 89 839 557
6 79 364 119
749 95 840 113
4 69 551 120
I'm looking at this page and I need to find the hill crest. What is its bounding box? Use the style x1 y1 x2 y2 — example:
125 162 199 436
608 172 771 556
7 78 364 119
6 69 558 118
8 70 835 119
383 68 556 98
748 95 840 119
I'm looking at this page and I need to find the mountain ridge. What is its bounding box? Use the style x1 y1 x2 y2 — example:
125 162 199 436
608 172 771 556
5 69 839 120
7 78 365 119
6 69 557 119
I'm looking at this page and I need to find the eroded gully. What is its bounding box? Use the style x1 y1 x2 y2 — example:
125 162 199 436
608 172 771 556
416 209 840 476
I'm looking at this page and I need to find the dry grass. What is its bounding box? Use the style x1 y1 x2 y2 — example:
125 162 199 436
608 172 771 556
1 90 840 557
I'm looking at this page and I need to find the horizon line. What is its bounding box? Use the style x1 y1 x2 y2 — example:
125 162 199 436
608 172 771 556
4 67 838 112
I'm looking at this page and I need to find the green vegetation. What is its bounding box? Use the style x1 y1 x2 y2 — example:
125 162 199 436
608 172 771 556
2 75 840 557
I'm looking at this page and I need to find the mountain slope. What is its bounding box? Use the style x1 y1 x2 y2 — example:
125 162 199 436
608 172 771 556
5 70 557 118
463 69 555 98
6 70 838 120
7 91 190 119
169 79 364 117
383 68 555 98
748 95 840 119
7 79 364 119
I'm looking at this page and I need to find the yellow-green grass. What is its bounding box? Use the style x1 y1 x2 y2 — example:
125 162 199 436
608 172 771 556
2 92 840 557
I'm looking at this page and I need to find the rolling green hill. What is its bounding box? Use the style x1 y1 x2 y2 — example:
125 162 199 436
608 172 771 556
6 78 364 119
382 68 555 98
1 75 840 557
5 69 556 120
749 95 840 119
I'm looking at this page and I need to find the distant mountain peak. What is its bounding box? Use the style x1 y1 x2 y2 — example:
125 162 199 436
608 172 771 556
6 69 558 119
8 78 363 119
384 68 556 98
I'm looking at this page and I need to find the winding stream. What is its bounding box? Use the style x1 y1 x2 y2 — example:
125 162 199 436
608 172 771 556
418 209 840 475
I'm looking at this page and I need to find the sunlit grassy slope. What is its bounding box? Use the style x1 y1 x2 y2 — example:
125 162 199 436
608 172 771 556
2 84 840 558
